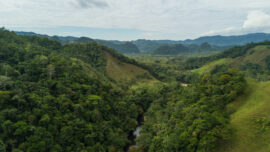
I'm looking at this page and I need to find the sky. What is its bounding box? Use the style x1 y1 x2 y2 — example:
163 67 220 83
1 0 270 40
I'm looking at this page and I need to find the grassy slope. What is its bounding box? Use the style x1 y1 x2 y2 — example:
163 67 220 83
232 45 270 68
191 58 233 74
104 51 155 82
191 45 270 74
216 79 270 152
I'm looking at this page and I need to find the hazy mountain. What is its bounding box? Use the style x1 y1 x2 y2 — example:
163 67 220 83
182 33 270 46
133 33 270 52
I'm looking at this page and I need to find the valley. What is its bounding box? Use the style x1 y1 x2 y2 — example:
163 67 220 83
1 29 270 152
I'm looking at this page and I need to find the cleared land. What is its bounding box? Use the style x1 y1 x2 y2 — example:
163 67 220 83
104 51 154 82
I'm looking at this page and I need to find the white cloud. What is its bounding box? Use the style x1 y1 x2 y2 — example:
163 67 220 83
243 10 270 28
202 10 270 37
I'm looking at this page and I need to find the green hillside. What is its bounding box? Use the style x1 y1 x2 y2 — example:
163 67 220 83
216 79 270 152
188 42 270 80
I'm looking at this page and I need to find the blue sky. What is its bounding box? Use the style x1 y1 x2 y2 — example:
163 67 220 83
1 0 270 40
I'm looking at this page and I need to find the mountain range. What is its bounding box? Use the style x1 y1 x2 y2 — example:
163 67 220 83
15 31 270 53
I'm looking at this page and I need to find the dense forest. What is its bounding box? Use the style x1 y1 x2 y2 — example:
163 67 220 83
2 28 270 152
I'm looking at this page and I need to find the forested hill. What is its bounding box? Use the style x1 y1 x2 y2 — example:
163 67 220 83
15 31 140 54
0 29 156 152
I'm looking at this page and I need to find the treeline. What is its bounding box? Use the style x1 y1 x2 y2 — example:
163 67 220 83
97 41 140 54
103 46 161 80
16 31 141 54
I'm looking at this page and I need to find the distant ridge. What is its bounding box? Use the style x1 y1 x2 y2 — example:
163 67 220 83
182 33 270 46
15 31 270 52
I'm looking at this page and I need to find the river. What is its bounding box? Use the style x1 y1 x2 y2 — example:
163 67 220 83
125 114 144 152
126 126 142 151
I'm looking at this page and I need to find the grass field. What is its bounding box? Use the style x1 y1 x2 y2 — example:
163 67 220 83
216 79 270 152
104 51 155 82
